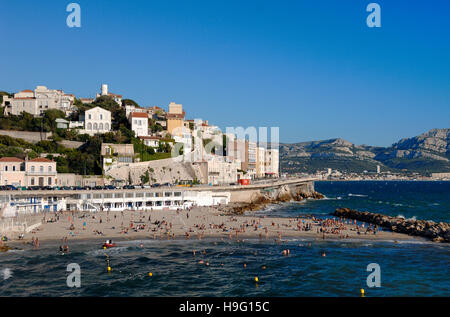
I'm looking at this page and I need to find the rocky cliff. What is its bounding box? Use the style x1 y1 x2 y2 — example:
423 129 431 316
224 184 324 214
281 128 450 174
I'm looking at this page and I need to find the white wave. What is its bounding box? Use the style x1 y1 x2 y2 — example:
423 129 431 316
348 193 368 197
321 196 340 201
5 249 24 254
86 246 129 256
1 268 13 280
390 240 439 246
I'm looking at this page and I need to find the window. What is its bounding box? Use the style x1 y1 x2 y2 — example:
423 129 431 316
40 166 44 172
100 114 103 120
99 123 103 130
12 166 15 171
105 123 109 130
87 123 92 130
88 114 92 119
31 166 35 172
94 123 98 130
31 177 35 185
48 177 52 185
48 166 52 172
4 166 7 171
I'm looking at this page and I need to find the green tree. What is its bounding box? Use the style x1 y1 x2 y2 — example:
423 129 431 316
140 170 150 184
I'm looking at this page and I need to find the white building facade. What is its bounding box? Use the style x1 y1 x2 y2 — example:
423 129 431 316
81 107 112 136
265 148 279 177
2 86 75 116
129 112 149 137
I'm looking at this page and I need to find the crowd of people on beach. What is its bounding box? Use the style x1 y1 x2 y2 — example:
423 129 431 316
1 203 387 255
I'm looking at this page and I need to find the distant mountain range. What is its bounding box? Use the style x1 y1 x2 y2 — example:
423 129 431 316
280 128 450 175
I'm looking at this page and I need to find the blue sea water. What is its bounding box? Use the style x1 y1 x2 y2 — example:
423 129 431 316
0 181 449 297
254 181 450 223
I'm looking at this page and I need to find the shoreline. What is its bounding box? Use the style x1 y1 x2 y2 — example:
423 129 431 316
2 205 417 250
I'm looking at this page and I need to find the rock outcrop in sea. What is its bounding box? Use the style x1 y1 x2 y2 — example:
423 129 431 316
333 208 450 243
224 185 324 214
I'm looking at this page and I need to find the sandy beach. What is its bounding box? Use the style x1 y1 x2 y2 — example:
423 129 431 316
3 204 416 249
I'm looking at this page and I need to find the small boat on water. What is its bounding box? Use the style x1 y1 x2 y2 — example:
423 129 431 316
102 240 116 248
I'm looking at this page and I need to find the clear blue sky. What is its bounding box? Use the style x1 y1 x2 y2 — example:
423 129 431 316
0 0 449 146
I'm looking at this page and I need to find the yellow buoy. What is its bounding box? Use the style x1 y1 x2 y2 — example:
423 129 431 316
103 246 106 250
360 288 365 297
107 266 111 272
148 272 153 277
254 277 259 283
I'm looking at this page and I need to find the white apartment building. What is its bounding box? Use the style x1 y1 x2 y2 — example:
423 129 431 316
139 136 160 148
81 107 112 136
265 148 279 177
125 104 150 118
139 136 174 151
2 86 75 116
207 156 239 185
129 112 149 137
247 141 257 179
256 146 266 178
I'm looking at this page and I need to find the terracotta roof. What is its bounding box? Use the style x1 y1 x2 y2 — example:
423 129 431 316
130 112 148 118
108 93 122 98
15 97 35 100
0 157 24 162
29 158 54 163
21 89 33 93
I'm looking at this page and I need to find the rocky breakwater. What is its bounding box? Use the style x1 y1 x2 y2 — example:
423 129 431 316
224 185 324 214
333 208 450 243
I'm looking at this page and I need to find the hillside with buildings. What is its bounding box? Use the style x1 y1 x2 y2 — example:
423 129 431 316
280 128 450 176
0 84 279 188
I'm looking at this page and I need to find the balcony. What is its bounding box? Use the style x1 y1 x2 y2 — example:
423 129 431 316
26 171 57 176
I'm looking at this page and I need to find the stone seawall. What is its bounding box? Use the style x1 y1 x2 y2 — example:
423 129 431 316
333 208 450 243
225 181 323 214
